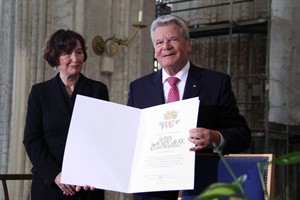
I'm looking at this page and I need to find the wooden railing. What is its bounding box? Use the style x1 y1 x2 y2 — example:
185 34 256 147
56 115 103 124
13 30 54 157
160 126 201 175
0 174 32 200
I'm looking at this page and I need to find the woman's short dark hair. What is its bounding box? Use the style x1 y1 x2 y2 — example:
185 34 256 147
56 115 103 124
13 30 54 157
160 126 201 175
43 29 88 67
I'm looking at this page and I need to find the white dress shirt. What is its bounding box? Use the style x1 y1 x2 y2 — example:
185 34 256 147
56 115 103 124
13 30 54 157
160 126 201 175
162 61 224 151
162 62 190 102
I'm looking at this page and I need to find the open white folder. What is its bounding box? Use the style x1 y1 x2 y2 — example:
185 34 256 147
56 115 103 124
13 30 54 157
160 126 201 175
61 95 199 193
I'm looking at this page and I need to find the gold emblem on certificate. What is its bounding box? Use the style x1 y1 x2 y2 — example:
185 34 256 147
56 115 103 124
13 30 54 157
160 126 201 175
159 111 180 130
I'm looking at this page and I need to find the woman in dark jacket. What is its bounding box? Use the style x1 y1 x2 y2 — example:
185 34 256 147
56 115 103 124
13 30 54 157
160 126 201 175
23 29 108 200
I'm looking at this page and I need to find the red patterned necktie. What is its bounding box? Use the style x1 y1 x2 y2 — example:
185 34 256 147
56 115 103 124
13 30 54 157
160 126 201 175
167 76 180 103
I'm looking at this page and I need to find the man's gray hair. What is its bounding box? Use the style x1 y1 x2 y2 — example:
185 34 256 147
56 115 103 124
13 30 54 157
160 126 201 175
150 15 190 42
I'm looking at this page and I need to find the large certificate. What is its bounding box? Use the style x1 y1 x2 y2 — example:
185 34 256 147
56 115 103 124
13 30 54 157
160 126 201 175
61 95 199 193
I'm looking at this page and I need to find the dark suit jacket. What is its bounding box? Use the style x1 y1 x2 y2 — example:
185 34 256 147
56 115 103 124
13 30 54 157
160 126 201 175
127 63 251 198
23 73 109 200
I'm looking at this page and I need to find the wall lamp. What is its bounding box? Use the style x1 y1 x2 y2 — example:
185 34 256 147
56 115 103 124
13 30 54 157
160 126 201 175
92 11 147 57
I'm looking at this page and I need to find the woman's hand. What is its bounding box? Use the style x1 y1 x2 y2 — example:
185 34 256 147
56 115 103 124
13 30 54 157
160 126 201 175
75 185 95 192
54 172 76 195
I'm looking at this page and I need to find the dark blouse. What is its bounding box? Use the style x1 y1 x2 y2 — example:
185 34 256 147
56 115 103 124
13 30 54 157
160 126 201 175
23 73 109 198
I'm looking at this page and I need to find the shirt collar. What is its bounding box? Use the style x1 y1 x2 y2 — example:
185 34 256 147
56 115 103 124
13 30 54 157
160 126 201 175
162 61 190 83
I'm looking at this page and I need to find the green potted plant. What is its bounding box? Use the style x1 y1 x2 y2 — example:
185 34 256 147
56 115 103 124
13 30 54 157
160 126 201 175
195 145 300 200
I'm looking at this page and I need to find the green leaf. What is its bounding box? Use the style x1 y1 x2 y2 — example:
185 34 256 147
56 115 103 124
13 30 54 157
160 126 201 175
270 151 300 165
195 182 242 200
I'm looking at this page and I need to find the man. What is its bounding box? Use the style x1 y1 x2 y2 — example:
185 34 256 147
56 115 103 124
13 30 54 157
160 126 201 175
127 14 251 200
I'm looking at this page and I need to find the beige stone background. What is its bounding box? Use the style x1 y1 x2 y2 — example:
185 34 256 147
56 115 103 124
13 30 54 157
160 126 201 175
1 0 300 199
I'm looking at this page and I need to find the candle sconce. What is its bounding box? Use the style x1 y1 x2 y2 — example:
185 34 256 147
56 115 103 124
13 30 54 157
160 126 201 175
92 23 147 57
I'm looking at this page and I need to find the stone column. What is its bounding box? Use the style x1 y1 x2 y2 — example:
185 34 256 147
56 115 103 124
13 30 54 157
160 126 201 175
0 0 155 199
269 0 300 125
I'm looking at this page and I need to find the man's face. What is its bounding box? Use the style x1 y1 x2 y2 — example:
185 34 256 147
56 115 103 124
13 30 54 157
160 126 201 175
153 24 191 69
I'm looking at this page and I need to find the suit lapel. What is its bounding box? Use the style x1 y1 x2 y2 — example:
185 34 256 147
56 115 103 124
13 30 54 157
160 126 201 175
183 64 204 100
151 70 165 104
144 65 204 105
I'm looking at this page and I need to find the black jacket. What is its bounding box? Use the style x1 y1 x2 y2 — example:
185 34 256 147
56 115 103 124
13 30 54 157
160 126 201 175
127 63 251 198
23 73 109 200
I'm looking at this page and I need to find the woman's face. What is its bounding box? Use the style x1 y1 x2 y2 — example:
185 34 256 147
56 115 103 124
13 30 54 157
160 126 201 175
58 40 84 77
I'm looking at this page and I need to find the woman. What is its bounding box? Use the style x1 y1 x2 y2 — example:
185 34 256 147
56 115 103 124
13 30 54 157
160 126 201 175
23 29 108 200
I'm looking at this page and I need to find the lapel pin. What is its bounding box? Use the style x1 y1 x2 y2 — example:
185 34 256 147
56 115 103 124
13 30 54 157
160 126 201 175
193 85 197 88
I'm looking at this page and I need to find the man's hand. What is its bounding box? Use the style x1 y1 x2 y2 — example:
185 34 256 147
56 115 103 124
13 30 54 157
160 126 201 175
188 128 221 151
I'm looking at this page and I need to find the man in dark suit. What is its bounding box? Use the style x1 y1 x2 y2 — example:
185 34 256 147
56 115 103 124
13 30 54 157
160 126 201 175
127 15 251 200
